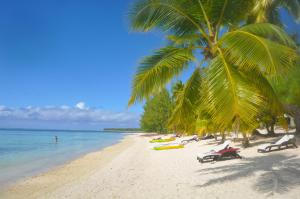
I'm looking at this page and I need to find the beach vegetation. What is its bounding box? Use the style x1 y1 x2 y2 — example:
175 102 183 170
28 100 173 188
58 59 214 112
140 88 172 133
274 61 300 134
129 0 300 146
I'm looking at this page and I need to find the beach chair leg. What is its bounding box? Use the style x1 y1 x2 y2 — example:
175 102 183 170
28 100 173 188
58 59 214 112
268 147 272 152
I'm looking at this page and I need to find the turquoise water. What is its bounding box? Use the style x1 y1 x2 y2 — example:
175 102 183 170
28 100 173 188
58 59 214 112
0 129 126 185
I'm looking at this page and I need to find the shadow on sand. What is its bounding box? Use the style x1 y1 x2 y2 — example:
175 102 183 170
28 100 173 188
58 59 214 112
235 138 278 148
195 154 300 196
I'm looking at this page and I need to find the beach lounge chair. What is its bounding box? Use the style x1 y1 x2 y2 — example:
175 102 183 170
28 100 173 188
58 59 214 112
257 134 297 153
197 140 241 163
201 134 215 140
181 136 199 144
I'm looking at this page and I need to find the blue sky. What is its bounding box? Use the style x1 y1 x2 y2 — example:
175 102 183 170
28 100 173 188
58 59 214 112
0 0 166 130
0 1 299 130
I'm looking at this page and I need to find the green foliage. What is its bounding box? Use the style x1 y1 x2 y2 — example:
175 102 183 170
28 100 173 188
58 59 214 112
168 68 202 134
171 80 184 101
129 0 254 36
140 89 172 133
129 0 299 135
274 63 300 107
128 46 195 106
249 0 300 25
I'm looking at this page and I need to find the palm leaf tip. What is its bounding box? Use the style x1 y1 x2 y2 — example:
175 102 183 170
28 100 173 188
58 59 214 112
128 46 195 105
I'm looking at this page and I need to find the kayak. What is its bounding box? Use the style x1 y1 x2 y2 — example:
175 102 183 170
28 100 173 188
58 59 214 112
153 144 184 150
149 137 175 143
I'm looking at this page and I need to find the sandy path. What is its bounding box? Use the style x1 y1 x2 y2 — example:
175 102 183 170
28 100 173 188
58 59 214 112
1 134 300 199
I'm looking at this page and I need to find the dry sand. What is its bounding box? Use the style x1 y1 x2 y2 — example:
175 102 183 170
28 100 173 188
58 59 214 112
1 134 300 199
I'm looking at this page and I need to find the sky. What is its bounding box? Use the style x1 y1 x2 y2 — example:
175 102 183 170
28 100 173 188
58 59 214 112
0 1 299 130
0 0 167 130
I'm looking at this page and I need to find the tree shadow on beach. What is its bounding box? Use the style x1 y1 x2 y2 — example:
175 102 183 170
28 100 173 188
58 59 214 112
235 138 278 148
195 154 300 196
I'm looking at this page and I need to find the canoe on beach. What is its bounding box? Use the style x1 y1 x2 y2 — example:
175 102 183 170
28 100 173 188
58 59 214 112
153 143 184 150
149 137 175 143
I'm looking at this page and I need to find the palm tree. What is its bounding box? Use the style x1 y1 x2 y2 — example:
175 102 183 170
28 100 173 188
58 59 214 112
128 0 299 145
249 0 300 25
171 80 184 101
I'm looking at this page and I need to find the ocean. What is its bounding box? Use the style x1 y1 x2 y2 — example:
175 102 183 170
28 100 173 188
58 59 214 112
0 129 127 186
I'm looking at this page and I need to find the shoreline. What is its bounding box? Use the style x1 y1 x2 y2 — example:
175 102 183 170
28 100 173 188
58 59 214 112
1 134 300 199
0 134 136 199
0 132 129 188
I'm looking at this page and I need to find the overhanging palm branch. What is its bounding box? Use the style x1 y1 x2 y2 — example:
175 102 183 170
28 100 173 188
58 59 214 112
128 46 195 105
238 23 296 48
168 68 202 133
219 25 298 75
129 0 206 36
206 54 264 129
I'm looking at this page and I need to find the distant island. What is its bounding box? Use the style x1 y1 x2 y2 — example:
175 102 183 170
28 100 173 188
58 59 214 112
103 128 142 132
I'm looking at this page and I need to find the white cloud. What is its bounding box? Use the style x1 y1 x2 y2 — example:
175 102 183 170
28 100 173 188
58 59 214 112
0 103 140 130
76 102 86 110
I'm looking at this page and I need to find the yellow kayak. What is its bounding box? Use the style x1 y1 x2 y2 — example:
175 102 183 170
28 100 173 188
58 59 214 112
150 137 175 143
153 144 184 150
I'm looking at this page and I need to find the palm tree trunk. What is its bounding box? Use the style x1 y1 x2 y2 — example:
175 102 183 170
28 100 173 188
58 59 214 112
266 122 276 137
284 104 300 136
295 112 300 135
242 132 250 148
269 123 276 136
221 132 226 143
214 132 217 141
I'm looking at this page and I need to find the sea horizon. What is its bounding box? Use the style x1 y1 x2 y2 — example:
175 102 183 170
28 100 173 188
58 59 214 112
0 127 141 133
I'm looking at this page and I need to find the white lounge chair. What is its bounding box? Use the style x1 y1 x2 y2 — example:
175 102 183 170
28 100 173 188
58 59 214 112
257 135 297 153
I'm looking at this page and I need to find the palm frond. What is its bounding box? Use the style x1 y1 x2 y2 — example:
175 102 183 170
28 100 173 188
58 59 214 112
250 0 300 24
129 0 205 36
239 23 296 48
240 67 283 115
128 46 195 106
168 68 202 133
219 27 298 76
206 53 264 129
201 0 254 27
129 0 254 37
167 34 207 47
280 0 300 22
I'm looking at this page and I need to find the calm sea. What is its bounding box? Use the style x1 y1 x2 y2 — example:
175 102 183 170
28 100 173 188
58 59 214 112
0 129 127 186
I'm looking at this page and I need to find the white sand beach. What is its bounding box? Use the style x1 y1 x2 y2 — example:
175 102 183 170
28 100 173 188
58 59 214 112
1 134 300 199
